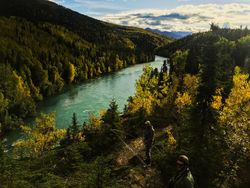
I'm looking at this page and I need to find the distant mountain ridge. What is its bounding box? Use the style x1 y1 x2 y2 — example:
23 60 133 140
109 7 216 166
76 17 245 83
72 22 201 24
146 28 192 39
0 0 171 52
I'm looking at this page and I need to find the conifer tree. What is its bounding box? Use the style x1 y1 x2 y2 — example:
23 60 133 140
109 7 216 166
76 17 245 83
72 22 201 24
102 99 121 129
100 99 122 149
0 141 5 175
70 113 79 140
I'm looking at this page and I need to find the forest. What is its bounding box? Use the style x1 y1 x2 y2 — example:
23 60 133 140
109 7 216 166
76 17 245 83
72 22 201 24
0 0 250 187
0 0 170 135
1 25 249 187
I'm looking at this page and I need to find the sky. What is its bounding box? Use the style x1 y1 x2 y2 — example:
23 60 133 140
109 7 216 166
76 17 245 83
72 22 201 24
50 0 250 32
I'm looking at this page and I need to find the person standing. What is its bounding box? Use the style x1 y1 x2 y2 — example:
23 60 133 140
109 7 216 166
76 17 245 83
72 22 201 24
168 155 194 188
143 120 155 166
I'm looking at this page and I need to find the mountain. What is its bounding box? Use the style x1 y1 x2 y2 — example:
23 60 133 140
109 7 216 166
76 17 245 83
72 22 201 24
0 0 171 58
157 27 250 56
0 0 171 133
146 28 192 39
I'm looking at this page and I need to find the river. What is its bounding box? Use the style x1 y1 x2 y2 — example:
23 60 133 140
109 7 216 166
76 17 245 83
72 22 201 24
37 55 167 128
6 56 167 144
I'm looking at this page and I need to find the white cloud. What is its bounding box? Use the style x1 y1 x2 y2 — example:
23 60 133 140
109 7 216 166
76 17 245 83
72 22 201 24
98 3 250 32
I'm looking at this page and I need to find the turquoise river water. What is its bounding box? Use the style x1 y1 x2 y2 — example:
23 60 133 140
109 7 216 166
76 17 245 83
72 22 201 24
38 55 167 128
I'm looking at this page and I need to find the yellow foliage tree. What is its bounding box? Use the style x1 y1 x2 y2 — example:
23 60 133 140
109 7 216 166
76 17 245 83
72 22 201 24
128 66 159 115
165 127 176 147
211 88 223 110
13 70 31 100
217 67 250 146
183 74 200 96
175 92 192 111
68 63 76 83
88 112 102 128
212 67 250 184
175 74 200 112
115 55 124 70
14 113 66 158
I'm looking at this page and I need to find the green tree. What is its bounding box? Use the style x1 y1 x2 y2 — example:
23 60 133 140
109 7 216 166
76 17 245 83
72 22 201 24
210 23 220 31
0 92 8 116
71 113 79 139
0 141 5 174
97 99 123 150
63 113 84 144
102 99 121 129
170 50 189 79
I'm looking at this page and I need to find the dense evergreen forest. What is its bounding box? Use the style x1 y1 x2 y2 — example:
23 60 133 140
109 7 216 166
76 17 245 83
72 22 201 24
0 0 170 135
0 0 249 187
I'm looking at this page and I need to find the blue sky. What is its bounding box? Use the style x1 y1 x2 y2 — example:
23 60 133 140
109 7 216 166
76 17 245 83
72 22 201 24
51 0 250 32
52 0 250 15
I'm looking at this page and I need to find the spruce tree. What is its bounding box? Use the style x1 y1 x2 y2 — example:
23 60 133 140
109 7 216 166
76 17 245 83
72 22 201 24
102 99 121 129
70 113 79 141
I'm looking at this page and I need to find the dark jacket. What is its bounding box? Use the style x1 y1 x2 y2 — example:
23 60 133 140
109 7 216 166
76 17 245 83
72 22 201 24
168 168 194 188
144 125 154 146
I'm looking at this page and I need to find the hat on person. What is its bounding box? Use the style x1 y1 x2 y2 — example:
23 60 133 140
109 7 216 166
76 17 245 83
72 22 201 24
145 120 151 126
177 155 189 165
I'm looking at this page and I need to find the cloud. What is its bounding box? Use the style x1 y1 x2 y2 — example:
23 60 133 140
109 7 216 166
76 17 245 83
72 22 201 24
99 3 250 32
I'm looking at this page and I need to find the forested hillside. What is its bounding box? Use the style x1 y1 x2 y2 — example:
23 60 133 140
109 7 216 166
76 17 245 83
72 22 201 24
0 0 170 135
0 0 170 58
